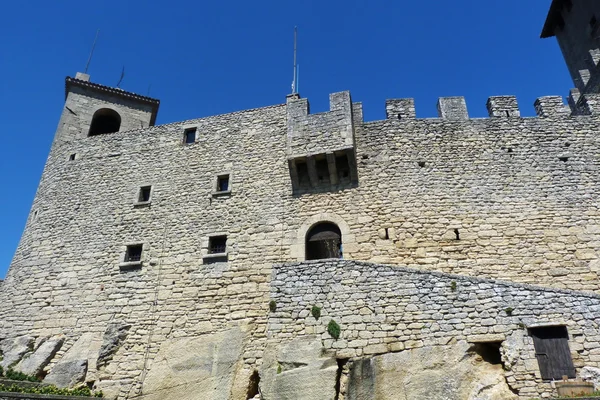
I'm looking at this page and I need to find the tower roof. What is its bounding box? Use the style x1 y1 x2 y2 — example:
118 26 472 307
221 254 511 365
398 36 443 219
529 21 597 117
541 0 567 38
65 76 160 113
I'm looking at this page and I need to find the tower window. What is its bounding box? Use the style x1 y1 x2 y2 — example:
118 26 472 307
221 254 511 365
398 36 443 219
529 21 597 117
69 153 76 161
217 175 230 192
124 244 143 263
89 108 121 136
138 186 152 203
209 236 227 254
184 128 196 144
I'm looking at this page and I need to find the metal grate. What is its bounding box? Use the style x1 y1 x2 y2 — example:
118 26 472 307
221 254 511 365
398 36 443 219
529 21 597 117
125 245 143 262
209 236 227 254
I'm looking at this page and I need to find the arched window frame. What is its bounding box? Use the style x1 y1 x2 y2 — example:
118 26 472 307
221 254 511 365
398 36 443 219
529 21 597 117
305 222 343 260
292 213 355 261
88 108 122 136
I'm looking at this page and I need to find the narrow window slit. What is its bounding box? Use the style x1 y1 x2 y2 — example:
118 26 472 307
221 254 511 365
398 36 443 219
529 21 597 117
454 229 460 240
384 228 389 240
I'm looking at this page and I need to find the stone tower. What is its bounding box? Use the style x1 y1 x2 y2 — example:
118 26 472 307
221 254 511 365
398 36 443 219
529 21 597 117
56 72 160 144
542 0 600 97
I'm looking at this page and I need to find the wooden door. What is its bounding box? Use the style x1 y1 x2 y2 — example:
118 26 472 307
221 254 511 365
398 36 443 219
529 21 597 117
530 326 576 380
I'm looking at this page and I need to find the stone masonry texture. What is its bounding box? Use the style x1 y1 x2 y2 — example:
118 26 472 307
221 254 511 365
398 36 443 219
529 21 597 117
3 77 600 398
4 2 600 396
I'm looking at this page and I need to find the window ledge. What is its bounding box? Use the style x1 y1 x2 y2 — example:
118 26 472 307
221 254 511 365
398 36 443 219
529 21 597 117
212 190 231 197
203 252 228 260
133 201 152 207
119 261 142 270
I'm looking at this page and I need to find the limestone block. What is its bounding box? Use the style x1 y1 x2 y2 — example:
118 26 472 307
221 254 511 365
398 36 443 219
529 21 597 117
346 342 517 400
97 322 132 367
0 336 34 369
138 326 247 400
44 359 88 388
15 335 64 376
260 336 338 400
580 366 600 390
43 332 103 388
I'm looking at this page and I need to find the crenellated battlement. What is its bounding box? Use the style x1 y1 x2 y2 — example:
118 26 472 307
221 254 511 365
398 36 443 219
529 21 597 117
382 92 600 121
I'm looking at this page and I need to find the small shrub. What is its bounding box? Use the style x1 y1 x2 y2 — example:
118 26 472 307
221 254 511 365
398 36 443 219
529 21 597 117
505 307 514 316
450 281 457 292
311 306 321 320
0 364 3 377
277 363 282 374
328 319 341 340
4 368 40 382
0 383 101 397
269 300 277 312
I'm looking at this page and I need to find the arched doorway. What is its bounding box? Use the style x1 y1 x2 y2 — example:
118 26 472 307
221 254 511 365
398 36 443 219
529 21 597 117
88 108 121 136
306 222 342 260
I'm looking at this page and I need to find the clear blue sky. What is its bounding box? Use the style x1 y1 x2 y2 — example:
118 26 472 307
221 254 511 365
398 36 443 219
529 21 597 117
0 0 569 278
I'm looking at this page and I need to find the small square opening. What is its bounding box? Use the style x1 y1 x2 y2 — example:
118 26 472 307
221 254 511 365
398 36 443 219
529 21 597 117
217 175 230 192
209 236 227 254
69 154 76 161
184 128 196 144
138 186 152 203
125 244 143 262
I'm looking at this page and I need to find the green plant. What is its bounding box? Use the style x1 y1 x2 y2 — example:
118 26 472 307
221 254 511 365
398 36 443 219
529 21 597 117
311 305 321 320
450 281 457 292
4 368 40 382
269 300 277 312
0 364 3 377
0 383 102 397
517 322 526 330
505 307 514 316
277 363 282 374
327 319 341 340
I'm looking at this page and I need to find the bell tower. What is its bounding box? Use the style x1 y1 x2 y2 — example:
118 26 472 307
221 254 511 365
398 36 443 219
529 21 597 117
542 0 600 96
55 72 160 144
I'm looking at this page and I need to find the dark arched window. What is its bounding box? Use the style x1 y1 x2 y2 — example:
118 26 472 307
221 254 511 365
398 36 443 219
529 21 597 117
88 108 121 136
306 222 342 260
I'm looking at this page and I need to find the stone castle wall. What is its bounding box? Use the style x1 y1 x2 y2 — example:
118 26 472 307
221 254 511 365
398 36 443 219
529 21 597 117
2 86 600 398
268 259 600 399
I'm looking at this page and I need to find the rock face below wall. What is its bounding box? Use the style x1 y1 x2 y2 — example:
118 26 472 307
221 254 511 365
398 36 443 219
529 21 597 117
137 326 248 400
260 336 339 400
346 342 518 400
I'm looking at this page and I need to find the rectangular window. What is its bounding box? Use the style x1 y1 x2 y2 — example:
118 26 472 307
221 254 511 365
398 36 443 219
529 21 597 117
125 244 143 262
138 186 152 203
69 154 76 161
530 326 576 380
184 128 196 144
209 236 227 254
217 175 230 192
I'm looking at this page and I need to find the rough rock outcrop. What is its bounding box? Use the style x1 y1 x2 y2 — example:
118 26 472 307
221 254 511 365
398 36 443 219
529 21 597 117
346 341 517 400
44 333 101 388
0 336 34 369
137 326 247 400
15 335 64 376
44 359 88 388
260 336 338 400
97 323 131 368
581 366 600 390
